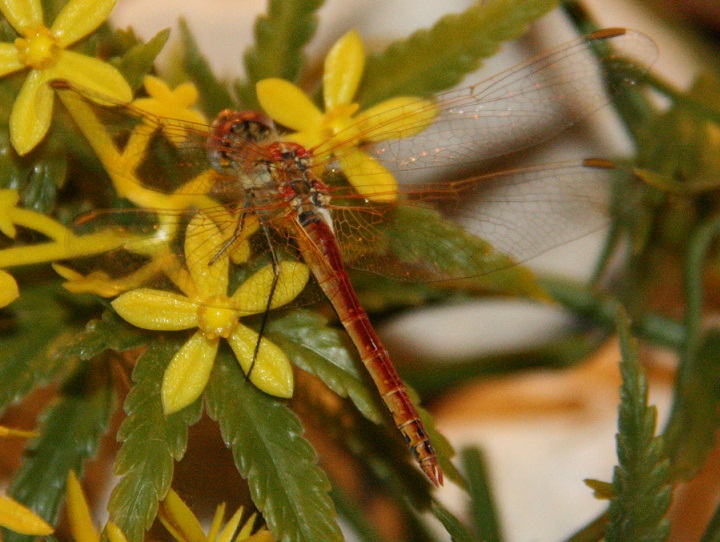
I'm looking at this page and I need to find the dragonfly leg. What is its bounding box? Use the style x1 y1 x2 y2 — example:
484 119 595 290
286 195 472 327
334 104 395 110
247 218 282 378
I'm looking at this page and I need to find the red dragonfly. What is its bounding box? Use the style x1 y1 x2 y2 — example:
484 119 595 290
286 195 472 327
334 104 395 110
57 27 656 487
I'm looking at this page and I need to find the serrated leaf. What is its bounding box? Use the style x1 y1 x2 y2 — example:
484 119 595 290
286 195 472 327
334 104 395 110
175 19 234 117
0 280 78 413
266 310 383 423
605 310 671 542
236 0 325 109
357 0 558 107
206 349 342 542
114 29 171 91
55 310 149 362
108 338 202 542
5 364 113 542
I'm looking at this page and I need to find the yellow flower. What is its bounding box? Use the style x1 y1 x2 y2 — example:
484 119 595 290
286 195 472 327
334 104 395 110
111 212 309 414
132 75 207 145
0 269 19 306
133 75 206 124
0 495 53 536
65 471 127 542
256 30 438 202
160 488 274 542
0 0 132 155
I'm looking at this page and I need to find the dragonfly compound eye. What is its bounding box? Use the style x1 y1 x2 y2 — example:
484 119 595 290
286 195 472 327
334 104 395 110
207 110 276 174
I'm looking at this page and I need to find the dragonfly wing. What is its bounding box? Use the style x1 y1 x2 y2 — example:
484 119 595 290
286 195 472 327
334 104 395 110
322 29 656 178
332 159 616 282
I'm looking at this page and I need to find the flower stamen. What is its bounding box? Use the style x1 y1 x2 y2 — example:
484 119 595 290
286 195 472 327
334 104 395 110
15 26 59 69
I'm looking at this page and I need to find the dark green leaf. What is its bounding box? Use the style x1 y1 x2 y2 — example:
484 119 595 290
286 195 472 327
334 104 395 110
431 501 477 542
663 329 720 479
114 29 171 91
236 0 325 109
0 280 78 413
20 150 66 213
5 364 113 541
55 310 149 362
206 349 342 542
175 19 235 116
108 338 202 542
462 446 504 542
357 0 558 107
605 309 671 542
266 310 383 423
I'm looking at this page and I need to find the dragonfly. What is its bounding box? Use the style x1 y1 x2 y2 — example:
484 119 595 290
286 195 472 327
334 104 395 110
56 27 656 487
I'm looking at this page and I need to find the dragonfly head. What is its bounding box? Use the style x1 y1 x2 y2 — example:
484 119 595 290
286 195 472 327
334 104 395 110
207 110 276 174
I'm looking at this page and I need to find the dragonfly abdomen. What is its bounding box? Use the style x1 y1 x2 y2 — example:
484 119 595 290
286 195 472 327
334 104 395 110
295 211 443 486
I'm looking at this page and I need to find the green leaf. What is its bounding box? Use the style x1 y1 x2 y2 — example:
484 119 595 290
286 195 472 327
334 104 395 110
5 364 113 542
0 280 78 413
114 28 171 91
431 501 477 542
663 329 720 479
55 310 149 362
266 310 383 423
236 0 325 109
462 446 504 542
20 149 66 213
605 309 671 542
175 19 235 116
357 0 558 107
108 338 202 542
206 349 342 542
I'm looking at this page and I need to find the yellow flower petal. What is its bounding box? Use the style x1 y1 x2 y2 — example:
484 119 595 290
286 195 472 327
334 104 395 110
0 425 36 438
106 522 128 542
162 331 218 414
9 68 54 155
354 96 438 142
216 506 244 542
232 261 309 314
158 488 207 542
207 502 227 542
227 325 293 398
0 44 24 77
0 189 19 238
0 0 42 33
66 471 98 542
256 78 322 132
232 509 256 540
112 289 198 330
185 213 228 298
338 149 398 202
0 495 52 536
0 270 19 307
323 30 365 111
55 50 132 103
132 76 206 129
50 0 117 48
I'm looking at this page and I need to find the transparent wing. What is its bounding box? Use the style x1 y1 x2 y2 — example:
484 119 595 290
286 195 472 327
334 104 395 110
330 159 615 281
317 29 656 177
